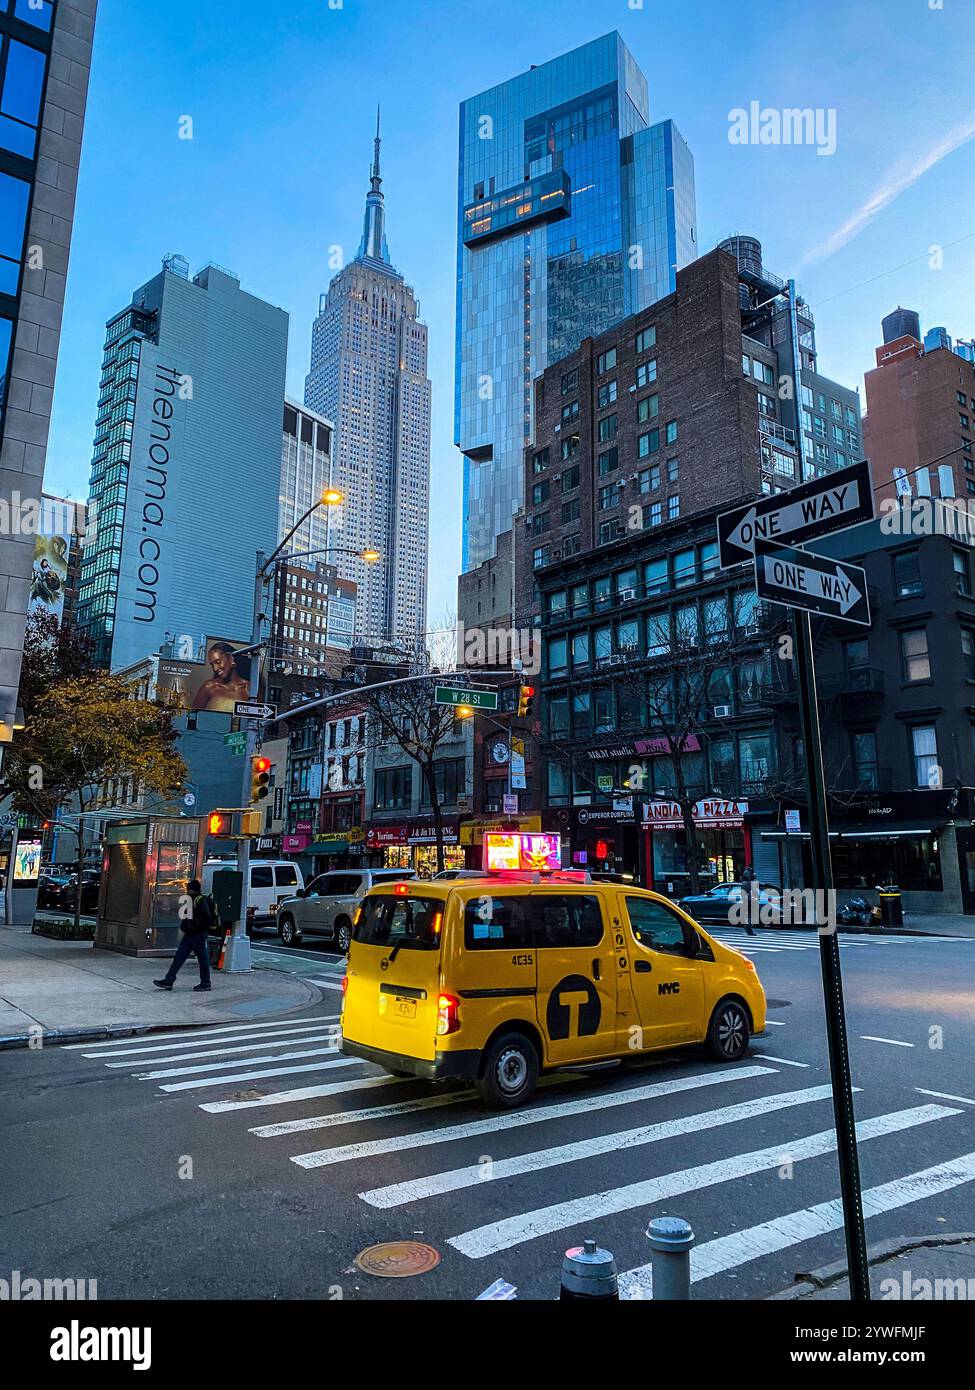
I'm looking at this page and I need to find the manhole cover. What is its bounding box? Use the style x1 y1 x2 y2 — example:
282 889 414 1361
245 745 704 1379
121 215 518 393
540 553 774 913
354 1241 441 1278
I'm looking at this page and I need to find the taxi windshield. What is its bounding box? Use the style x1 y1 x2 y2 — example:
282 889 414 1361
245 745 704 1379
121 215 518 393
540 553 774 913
355 895 443 951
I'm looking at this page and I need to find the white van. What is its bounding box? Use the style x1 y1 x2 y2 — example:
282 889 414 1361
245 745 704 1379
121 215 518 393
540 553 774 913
201 859 305 929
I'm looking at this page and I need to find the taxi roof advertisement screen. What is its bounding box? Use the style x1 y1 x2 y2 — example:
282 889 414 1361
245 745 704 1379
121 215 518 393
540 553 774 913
484 832 562 873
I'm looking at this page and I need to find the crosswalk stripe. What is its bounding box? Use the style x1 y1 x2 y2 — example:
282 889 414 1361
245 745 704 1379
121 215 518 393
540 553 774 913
101 1030 339 1068
253 1090 474 1137
916 1088 975 1107
296 1065 776 1174
200 1073 400 1113
753 1055 810 1068
76 1017 335 1056
158 1056 361 1093
135 1043 340 1081
66 1016 339 1051
619 1149 975 1298
358 1082 832 1209
446 1103 959 1260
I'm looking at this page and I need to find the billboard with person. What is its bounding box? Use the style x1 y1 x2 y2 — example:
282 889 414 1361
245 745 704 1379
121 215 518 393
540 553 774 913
156 637 256 714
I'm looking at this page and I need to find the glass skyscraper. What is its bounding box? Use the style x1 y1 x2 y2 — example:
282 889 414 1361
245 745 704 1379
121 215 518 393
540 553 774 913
455 31 697 571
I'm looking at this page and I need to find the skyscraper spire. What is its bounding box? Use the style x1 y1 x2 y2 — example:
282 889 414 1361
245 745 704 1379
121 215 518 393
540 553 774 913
358 106 394 269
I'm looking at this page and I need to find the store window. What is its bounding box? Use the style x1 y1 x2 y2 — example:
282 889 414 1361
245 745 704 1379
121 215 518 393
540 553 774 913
911 725 939 788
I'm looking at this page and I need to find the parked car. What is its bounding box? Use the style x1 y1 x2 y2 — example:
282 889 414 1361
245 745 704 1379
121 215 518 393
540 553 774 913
432 868 489 881
201 859 304 929
276 868 415 951
678 881 785 926
47 870 101 915
37 872 73 909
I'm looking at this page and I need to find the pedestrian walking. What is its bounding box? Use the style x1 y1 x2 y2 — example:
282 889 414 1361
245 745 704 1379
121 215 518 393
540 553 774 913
154 879 215 993
739 864 757 936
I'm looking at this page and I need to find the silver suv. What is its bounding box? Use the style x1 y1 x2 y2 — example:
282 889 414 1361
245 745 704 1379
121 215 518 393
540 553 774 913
276 868 415 952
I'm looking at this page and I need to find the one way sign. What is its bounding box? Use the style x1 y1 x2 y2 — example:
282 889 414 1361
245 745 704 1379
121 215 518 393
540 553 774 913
718 460 874 569
755 542 871 626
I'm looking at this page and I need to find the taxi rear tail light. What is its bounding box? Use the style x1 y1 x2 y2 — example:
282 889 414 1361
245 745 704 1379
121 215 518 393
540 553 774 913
437 993 460 1036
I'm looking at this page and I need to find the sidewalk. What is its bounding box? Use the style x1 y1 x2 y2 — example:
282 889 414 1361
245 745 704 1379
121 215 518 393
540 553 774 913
0 925 322 1048
771 1234 975 1299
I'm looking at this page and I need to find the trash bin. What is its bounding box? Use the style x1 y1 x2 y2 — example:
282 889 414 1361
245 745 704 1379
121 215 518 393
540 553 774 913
879 885 903 928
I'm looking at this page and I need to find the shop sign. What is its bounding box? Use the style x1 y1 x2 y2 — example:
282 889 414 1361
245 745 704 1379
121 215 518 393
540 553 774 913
574 805 636 826
366 825 409 849
585 735 702 761
256 836 280 855
459 815 541 846
408 816 460 846
784 809 802 834
347 827 366 846
827 788 963 823
643 799 749 830
283 833 311 853
510 737 526 791
295 821 313 835
502 794 519 815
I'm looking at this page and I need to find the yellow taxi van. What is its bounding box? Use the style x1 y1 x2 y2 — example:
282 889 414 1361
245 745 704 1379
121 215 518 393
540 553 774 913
340 875 766 1108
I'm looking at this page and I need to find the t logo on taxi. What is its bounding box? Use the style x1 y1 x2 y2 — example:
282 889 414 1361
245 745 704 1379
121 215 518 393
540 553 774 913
547 975 600 1039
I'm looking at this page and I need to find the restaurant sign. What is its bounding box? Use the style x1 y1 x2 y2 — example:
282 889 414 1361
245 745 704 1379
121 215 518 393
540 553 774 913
643 799 749 830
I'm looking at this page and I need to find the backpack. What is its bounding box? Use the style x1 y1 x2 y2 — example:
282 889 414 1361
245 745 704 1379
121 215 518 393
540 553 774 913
191 894 217 934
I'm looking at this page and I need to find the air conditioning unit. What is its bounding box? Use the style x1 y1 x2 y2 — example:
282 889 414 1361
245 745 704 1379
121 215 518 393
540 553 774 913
552 549 563 560
629 471 641 482
555 424 562 432
608 654 625 667
629 385 638 394
713 705 732 718
620 588 637 602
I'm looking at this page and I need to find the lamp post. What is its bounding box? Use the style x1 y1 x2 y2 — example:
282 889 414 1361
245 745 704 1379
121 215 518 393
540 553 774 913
221 491 378 972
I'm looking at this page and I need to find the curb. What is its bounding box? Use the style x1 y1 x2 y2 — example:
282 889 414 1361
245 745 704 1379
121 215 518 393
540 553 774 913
769 1233 975 1299
0 976 325 1051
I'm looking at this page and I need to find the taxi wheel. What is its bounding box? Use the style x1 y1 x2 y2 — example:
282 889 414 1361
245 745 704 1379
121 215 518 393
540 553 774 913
279 915 303 948
707 999 750 1062
476 1032 539 1109
334 919 353 954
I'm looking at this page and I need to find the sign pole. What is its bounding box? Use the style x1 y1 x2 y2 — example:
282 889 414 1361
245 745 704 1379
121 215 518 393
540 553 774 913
793 607 870 1299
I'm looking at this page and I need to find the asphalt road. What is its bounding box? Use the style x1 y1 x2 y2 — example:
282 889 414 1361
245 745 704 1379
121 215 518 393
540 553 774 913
1 928 973 1302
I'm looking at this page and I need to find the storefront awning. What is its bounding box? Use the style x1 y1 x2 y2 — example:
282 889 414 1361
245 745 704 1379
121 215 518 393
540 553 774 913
307 839 348 853
835 822 942 839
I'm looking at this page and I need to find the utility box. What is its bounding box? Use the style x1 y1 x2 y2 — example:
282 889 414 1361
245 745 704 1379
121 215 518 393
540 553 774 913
94 816 207 958
211 869 243 928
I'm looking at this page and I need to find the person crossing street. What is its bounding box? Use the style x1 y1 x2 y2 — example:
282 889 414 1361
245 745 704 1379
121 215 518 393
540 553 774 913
154 879 215 993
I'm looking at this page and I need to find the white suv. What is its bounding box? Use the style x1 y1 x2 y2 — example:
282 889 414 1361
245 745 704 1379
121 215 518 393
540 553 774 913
276 868 415 951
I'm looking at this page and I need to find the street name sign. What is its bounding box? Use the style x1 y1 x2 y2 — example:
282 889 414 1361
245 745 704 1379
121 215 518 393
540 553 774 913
435 685 498 712
755 542 871 626
224 731 248 756
233 701 277 721
718 460 874 568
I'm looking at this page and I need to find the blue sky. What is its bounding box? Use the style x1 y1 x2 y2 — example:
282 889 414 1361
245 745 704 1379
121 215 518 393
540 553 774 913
46 0 975 625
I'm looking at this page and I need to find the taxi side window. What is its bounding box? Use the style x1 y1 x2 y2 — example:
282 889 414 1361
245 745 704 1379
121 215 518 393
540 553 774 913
626 897 690 955
464 894 533 950
534 894 603 948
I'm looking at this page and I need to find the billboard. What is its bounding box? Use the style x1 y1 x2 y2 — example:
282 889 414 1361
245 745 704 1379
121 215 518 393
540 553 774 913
29 496 83 623
156 637 256 714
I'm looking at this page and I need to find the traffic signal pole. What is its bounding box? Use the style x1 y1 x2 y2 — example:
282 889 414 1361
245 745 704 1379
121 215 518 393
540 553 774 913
793 607 870 1299
222 554 269 973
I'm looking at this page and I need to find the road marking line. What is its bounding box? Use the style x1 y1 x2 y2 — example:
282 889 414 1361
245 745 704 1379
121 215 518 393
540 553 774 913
358 1082 832 1208
620 1148 975 1298
294 1065 776 1173
765 1021 786 1027
158 1056 360 1092
95 1027 339 1065
135 1043 340 1080
860 1036 915 1048
253 1091 472 1136
307 979 344 991
753 1054 810 1068
200 1074 400 1112
915 1088 975 1107
446 1104 956 1260
66 1016 339 1051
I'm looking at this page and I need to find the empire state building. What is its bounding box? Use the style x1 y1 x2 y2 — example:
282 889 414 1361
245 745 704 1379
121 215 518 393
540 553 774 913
305 115 431 646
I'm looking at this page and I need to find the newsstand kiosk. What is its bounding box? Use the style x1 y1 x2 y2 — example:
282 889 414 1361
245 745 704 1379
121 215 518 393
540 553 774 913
93 816 207 958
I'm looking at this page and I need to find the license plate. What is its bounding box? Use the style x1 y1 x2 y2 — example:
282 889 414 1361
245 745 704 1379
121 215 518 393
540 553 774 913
393 998 416 1020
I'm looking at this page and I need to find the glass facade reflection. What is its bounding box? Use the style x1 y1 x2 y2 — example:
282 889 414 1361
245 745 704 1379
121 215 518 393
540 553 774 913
455 32 697 570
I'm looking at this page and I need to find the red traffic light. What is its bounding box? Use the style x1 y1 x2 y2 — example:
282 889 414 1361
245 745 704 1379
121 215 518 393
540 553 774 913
254 757 271 774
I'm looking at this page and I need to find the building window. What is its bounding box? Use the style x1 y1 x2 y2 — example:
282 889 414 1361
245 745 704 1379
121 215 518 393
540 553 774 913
911 725 939 789
547 636 568 677
561 400 579 425
665 420 678 446
531 447 549 474
636 359 657 388
374 766 412 811
561 497 580 524
0 35 46 160
531 480 549 505
559 463 580 492
667 457 679 483
639 464 660 493
851 732 879 791
667 494 680 520
901 627 930 683
598 521 617 545
635 326 656 355
532 545 550 569
0 167 31 298
560 433 579 461
642 501 662 528
893 549 922 597
597 414 618 443
597 380 617 408
572 630 590 667
638 393 659 423
962 629 975 681
953 548 971 596
560 368 578 395
638 429 660 458
598 482 622 510
674 547 695 587
596 348 617 375
530 511 549 536
845 638 869 669
597 447 618 475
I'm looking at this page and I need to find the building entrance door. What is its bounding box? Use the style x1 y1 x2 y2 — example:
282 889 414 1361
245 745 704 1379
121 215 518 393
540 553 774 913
955 829 975 914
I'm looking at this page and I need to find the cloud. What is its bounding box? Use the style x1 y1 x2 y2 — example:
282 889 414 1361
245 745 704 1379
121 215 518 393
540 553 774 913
800 113 975 266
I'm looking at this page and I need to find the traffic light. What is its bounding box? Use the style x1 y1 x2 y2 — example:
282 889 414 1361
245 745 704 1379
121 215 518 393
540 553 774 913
208 811 232 839
517 684 536 718
250 756 271 805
